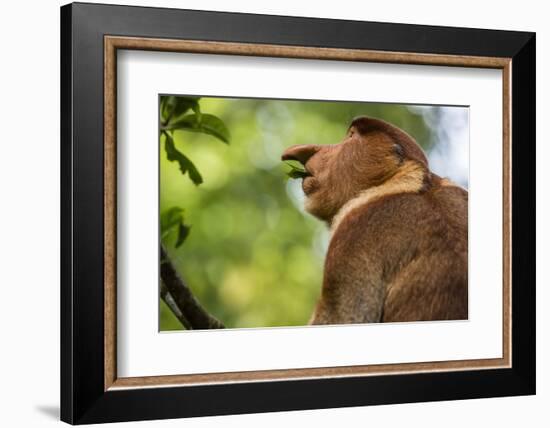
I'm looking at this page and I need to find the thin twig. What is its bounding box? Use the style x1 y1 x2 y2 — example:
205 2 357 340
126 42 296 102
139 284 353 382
160 246 225 329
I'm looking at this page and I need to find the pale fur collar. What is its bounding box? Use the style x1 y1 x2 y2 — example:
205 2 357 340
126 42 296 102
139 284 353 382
330 161 427 236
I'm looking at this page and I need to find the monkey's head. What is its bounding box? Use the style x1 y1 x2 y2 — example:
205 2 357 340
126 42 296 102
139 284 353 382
281 116 430 223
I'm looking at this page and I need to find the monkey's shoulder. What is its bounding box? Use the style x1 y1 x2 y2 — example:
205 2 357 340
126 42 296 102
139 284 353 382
330 185 467 254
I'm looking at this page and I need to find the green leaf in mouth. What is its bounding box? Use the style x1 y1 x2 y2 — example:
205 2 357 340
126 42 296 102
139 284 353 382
285 161 310 180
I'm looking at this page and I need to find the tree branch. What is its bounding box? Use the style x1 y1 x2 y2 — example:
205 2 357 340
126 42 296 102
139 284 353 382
160 281 192 329
160 246 225 329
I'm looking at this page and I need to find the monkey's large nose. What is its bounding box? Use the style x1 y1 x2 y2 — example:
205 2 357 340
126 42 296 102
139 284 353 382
281 144 320 164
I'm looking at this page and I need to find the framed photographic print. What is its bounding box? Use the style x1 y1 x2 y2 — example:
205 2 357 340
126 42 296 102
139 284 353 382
60 2 536 424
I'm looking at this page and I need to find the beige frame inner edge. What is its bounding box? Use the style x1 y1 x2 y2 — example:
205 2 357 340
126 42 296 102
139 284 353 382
104 36 512 391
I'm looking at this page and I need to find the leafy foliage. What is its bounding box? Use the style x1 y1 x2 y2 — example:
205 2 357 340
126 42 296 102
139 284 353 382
160 95 230 187
161 95 201 123
159 96 231 251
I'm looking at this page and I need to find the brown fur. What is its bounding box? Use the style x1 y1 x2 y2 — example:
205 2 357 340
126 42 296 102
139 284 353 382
282 116 468 324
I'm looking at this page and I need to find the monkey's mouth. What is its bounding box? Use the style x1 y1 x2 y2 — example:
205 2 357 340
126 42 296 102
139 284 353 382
283 160 318 195
284 161 313 180
301 171 320 196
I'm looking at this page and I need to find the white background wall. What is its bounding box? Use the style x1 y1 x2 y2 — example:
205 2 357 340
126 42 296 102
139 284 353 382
0 0 546 427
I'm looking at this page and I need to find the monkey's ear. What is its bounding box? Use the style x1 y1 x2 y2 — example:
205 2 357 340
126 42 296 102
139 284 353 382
393 143 405 164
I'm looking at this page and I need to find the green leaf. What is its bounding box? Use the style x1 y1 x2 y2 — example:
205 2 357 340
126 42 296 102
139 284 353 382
160 206 191 248
191 101 202 124
284 161 309 179
163 132 203 185
166 114 230 144
165 114 198 130
161 96 201 124
171 97 201 120
186 159 203 185
160 96 172 121
160 206 184 233
175 222 191 248
287 169 309 179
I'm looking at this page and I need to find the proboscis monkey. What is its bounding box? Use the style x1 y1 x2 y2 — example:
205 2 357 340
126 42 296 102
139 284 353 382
282 116 468 324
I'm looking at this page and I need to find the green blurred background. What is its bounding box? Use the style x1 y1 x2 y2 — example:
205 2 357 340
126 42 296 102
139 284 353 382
160 96 469 330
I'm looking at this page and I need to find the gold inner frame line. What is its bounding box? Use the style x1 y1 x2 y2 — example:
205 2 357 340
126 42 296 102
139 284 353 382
104 35 512 391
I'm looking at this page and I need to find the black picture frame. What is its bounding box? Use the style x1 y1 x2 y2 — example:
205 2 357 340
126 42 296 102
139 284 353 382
61 2 535 424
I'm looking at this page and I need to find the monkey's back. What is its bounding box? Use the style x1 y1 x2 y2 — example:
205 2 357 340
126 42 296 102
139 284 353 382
329 183 468 323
